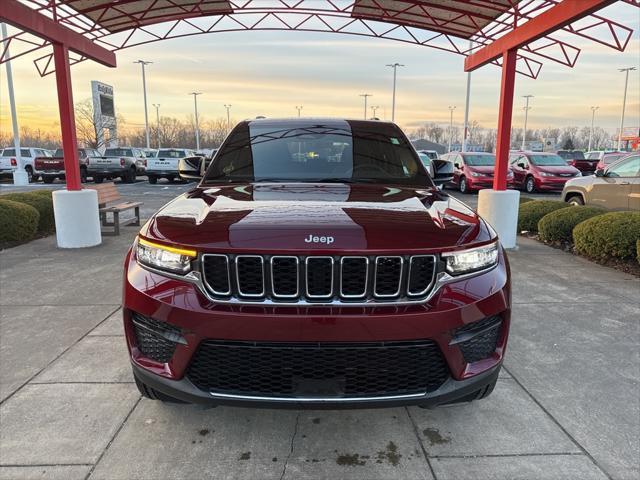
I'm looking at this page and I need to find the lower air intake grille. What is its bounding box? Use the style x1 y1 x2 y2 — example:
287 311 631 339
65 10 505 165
454 316 502 364
132 314 181 363
186 340 450 398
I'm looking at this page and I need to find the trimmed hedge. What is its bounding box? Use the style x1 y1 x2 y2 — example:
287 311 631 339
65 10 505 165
518 200 566 233
0 199 39 244
30 189 55 198
519 196 535 204
1 192 55 234
573 211 640 260
538 206 606 243
637 239 640 264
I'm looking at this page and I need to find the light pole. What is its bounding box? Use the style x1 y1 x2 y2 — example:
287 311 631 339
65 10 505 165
588 106 599 152
448 106 456 152
359 94 372 120
134 60 152 149
521 95 534 150
617 67 636 151
295 105 303 117
462 40 473 152
371 105 380 119
224 104 232 131
1 23 27 185
152 104 161 149
386 63 405 123
189 92 202 151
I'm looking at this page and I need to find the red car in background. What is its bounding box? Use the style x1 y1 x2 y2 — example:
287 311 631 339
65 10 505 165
556 150 598 175
509 152 582 193
34 147 100 183
440 152 514 193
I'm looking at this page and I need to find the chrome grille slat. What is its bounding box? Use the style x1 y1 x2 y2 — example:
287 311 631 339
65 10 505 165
235 255 265 297
202 254 437 304
374 256 403 298
305 257 334 299
270 256 299 298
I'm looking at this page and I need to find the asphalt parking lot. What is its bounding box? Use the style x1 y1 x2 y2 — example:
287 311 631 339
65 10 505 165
1 180 638 480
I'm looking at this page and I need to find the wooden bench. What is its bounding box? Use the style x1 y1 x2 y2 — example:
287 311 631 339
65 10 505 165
87 183 142 236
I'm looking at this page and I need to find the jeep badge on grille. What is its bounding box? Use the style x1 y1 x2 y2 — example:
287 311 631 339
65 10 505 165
304 235 335 245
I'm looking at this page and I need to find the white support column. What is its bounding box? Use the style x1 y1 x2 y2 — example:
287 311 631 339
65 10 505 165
52 190 102 248
477 189 520 249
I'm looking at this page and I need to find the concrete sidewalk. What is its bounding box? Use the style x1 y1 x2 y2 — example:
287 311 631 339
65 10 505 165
1 213 638 479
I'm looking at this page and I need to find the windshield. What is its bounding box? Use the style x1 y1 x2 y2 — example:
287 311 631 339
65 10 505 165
557 151 585 160
418 153 431 166
54 149 64 157
204 120 431 186
529 154 568 166
3 149 31 157
464 154 495 166
158 149 187 158
105 148 133 157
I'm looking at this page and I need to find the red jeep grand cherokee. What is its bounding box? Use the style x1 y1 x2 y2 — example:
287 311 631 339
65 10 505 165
124 118 511 408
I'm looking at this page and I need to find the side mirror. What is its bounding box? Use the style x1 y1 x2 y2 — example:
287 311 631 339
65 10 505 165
595 168 605 177
431 159 454 185
178 156 205 180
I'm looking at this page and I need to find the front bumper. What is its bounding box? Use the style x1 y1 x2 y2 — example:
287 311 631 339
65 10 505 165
536 177 574 190
467 177 514 190
123 248 511 408
132 360 502 409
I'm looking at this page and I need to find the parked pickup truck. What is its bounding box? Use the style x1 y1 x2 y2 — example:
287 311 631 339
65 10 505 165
556 150 597 175
87 147 147 183
146 148 196 184
0 147 51 183
34 147 101 184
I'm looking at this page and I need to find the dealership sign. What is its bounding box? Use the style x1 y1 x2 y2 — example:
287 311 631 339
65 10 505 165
91 80 117 148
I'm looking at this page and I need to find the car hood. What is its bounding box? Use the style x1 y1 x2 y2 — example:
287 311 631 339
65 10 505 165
141 183 494 252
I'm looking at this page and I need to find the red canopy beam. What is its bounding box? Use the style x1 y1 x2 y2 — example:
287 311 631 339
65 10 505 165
0 0 116 67
464 0 617 72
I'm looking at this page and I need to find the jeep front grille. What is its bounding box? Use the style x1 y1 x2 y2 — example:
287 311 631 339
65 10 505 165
186 340 450 398
201 254 437 304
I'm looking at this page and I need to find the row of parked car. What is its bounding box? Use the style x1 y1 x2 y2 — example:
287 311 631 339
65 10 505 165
0 146 209 184
416 149 639 210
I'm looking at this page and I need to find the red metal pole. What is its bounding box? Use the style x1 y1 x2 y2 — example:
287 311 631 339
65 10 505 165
493 49 517 191
53 42 81 191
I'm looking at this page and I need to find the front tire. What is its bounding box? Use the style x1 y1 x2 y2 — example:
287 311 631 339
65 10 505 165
459 176 468 194
80 167 87 183
525 176 536 193
42 176 54 184
567 194 584 206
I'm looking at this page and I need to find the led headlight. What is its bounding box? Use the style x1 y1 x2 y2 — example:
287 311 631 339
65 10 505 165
136 237 196 274
470 172 481 177
540 172 555 177
442 241 499 276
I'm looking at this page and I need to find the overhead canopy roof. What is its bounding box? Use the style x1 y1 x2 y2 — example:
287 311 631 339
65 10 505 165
2 0 637 78
63 0 515 37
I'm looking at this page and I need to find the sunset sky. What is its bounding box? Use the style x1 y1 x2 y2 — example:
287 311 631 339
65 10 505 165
0 2 638 139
